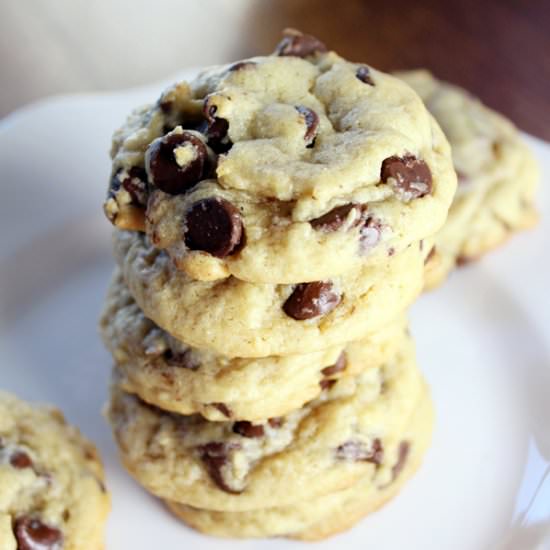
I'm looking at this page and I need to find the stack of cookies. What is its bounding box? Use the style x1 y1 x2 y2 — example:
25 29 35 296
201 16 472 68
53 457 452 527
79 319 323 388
101 30 456 539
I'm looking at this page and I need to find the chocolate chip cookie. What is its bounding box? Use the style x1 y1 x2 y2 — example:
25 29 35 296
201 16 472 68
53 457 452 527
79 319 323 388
0 392 110 550
397 70 539 289
100 272 409 421
106 335 426 512
112 230 426 357
164 390 432 539
105 30 456 284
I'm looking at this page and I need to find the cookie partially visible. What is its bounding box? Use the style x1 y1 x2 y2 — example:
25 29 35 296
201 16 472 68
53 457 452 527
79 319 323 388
0 392 110 550
397 70 539 289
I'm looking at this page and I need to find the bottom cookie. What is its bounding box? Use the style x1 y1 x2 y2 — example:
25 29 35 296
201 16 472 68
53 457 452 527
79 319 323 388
165 387 433 540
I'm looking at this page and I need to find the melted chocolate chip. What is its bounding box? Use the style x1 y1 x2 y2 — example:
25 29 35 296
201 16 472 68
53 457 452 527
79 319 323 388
336 439 384 465
392 441 410 480
359 216 382 254
381 155 432 200
158 96 173 114
184 197 244 258
212 403 232 418
356 66 374 85
319 378 337 391
275 30 327 58
163 349 200 370
10 450 33 469
228 61 256 72
233 421 265 438
202 101 232 154
310 203 365 232
14 517 62 550
146 132 208 195
197 442 241 494
283 281 340 320
295 105 319 147
321 352 347 377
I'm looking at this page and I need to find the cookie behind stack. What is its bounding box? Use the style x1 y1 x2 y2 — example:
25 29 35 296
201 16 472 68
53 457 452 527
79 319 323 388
101 30 456 539
397 70 539 289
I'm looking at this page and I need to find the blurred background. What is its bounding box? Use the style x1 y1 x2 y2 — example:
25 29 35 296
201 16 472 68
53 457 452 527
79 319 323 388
1 0 549 139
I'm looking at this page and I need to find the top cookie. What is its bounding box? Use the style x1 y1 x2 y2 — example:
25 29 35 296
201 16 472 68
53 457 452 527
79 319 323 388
0 392 110 550
104 30 456 284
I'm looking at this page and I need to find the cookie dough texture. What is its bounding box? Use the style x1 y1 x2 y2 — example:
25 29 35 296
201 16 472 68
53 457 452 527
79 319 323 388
113 230 425 358
106 47 456 284
106 336 428 512
397 70 539 289
0 392 110 550
165 390 432 539
100 273 409 421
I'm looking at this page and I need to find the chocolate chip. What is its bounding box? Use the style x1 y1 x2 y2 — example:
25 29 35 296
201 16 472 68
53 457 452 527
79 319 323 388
163 349 200 370
184 197 244 258
197 442 241 494
146 131 208 195
392 441 410 480
274 30 327 58
321 352 347 377
233 421 265 438
335 439 384 465
121 167 149 206
359 216 382 254
10 450 33 469
319 378 337 391
228 61 256 72
212 403 232 418
425 245 436 264
356 66 374 85
283 281 340 320
268 417 283 428
381 154 432 201
310 203 365 232
108 167 148 207
158 98 173 114
295 105 319 147
14 517 62 550
202 101 232 154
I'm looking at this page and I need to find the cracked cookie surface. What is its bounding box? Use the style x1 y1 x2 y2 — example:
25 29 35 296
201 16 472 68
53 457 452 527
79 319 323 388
0 392 110 550
398 70 539 289
100 272 409 421
106 335 426 512
104 31 456 284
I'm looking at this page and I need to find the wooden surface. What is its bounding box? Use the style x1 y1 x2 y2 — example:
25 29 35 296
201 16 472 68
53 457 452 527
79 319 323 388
2 0 548 140
241 0 550 140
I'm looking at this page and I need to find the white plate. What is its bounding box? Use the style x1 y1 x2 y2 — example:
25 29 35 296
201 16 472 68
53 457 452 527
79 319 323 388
1 75 549 550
